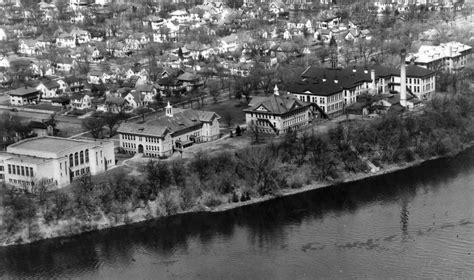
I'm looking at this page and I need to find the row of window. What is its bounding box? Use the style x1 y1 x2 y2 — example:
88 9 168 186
7 164 34 177
328 102 344 113
71 167 90 178
283 115 306 127
123 142 136 149
9 179 34 186
69 149 89 167
145 145 160 152
123 134 136 141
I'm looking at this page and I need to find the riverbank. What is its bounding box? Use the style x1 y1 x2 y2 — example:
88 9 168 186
1 143 472 248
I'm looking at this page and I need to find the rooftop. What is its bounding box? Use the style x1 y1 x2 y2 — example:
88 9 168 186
7 136 97 155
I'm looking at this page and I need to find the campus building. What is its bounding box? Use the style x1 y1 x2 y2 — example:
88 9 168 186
407 41 472 73
287 64 435 116
0 136 115 188
245 86 323 134
117 103 220 157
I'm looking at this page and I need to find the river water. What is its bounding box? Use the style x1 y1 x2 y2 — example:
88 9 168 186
1 150 473 279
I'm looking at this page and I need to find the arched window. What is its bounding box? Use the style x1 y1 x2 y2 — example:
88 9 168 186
74 152 79 166
85 149 89 163
69 154 74 167
80 151 84 164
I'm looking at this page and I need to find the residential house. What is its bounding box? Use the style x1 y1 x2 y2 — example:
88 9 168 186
65 76 85 93
70 27 90 44
8 86 42 106
269 0 286 14
0 55 10 68
37 79 61 98
123 91 142 109
18 39 38 56
219 34 239 53
70 93 91 109
135 83 157 105
55 57 76 72
56 31 76 48
117 103 220 157
245 86 323 134
0 27 7 40
177 72 203 91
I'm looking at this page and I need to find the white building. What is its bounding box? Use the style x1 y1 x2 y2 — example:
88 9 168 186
407 42 472 73
117 103 220 157
288 65 435 116
0 136 115 188
245 86 323 134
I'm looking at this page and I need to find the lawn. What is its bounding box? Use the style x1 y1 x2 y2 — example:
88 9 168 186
25 103 63 112
203 99 248 130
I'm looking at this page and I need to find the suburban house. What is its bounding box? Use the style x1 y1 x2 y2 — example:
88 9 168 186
56 31 76 48
219 34 239 53
37 80 61 99
8 87 42 106
406 41 472 73
19 39 38 56
0 28 7 40
65 76 85 93
0 56 10 68
245 86 323 134
117 103 220 157
70 93 92 109
177 72 203 91
135 83 157 105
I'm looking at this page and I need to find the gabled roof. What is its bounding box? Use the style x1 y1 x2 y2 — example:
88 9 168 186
177 72 198 82
117 108 219 138
245 94 311 115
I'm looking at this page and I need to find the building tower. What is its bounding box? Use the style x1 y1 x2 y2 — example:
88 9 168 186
400 49 407 107
274 84 279 96
166 101 173 117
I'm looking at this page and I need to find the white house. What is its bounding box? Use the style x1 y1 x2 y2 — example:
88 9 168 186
219 34 239 53
0 28 7 41
70 93 92 109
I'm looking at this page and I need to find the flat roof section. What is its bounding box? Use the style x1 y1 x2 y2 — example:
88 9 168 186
8 136 95 154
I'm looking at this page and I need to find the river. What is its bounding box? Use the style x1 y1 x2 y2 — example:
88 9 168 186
1 150 473 279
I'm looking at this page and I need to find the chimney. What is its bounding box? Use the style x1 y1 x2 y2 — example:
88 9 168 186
166 101 173 117
400 49 407 108
273 84 279 96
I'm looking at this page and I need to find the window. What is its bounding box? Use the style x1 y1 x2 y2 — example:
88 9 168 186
0 166 3 172
16 166 20 175
85 149 89 162
70 154 74 167
30 167 33 177
75 152 79 165
8 164 11 174
21 166 24 176
80 151 84 164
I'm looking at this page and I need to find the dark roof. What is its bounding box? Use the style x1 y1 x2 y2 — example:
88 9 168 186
118 108 219 138
245 94 312 115
8 87 40 96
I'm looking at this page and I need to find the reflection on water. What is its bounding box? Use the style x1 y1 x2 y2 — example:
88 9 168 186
1 149 473 279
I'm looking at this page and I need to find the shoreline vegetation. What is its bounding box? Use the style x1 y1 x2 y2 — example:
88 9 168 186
1 91 473 247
